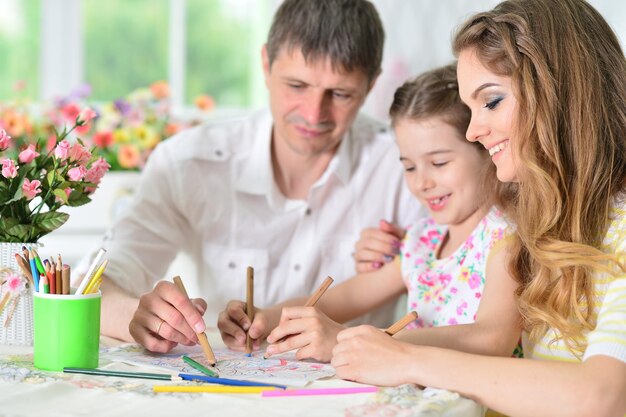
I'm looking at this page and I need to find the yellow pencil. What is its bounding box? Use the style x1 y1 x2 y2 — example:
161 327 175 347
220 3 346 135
153 385 276 393
87 275 103 294
83 260 108 294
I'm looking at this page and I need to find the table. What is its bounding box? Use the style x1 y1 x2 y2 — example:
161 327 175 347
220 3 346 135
0 330 485 417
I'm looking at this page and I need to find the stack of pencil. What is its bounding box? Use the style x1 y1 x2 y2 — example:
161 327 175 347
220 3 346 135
12 246 108 295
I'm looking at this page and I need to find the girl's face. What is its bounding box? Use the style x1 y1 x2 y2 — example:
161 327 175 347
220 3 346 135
395 117 489 228
457 48 519 183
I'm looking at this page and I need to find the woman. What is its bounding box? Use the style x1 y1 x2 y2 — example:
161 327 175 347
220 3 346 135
331 1 626 416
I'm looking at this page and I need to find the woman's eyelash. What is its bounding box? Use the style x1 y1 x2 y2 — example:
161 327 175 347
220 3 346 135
485 97 504 110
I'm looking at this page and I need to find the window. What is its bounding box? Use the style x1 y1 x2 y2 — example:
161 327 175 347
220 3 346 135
0 0 41 100
4 0 272 110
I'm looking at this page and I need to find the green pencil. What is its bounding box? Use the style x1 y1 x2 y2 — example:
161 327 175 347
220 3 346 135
182 355 219 377
63 367 182 381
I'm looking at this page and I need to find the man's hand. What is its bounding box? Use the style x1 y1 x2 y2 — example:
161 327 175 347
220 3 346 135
128 280 207 353
217 300 277 351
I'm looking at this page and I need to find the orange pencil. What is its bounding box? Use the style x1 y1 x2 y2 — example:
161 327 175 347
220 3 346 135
172 276 216 366
384 311 418 336
45 260 55 295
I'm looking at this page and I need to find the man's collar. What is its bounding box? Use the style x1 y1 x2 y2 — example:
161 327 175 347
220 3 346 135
235 110 357 195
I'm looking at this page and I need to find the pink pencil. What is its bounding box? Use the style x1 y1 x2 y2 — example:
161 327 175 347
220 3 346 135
262 386 378 397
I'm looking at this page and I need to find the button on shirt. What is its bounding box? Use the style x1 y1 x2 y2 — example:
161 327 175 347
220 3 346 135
102 109 424 326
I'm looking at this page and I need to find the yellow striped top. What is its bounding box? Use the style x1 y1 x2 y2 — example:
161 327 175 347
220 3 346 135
522 204 626 364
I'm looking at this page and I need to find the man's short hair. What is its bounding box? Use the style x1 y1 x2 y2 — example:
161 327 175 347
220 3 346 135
266 0 384 81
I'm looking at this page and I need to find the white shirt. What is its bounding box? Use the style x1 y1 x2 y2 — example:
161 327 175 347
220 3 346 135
102 109 424 326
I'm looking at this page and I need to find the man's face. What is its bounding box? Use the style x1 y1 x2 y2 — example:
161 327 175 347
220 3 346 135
263 45 374 158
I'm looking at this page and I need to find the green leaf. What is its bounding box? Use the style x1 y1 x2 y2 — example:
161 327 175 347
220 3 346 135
4 224 32 242
67 192 92 207
52 189 69 204
30 211 69 233
4 185 24 204
47 170 56 187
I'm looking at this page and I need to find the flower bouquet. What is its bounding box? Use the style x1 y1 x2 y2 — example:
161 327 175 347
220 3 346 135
0 109 109 344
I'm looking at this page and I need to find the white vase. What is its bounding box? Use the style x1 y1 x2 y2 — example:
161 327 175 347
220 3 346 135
0 242 38 346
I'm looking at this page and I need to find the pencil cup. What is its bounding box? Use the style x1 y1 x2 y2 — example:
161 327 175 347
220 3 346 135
33 289 101 371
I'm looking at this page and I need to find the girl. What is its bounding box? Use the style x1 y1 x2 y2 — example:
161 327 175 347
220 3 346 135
218 63 513 362
331 1 626 416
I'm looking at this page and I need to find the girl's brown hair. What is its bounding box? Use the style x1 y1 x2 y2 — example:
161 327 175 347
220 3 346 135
390 63 506 210
453 0 626 355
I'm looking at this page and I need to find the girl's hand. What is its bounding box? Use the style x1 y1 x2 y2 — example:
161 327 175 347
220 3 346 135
217 300 275 351
331 325 417 386
265 306 346 362
354 220 405 273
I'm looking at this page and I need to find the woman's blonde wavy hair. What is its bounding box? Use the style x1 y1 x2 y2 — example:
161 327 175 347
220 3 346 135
453 0 626 356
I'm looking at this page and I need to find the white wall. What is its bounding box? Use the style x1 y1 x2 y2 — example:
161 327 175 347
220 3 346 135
362 0 626 119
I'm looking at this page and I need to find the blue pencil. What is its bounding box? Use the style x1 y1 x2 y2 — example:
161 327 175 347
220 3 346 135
178 373 287 390
28 251 39 291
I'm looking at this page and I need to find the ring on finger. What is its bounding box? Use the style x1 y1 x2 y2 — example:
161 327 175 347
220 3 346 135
156 319 166 335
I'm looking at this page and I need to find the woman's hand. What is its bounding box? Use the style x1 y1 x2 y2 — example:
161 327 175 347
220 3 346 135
331 325 417 386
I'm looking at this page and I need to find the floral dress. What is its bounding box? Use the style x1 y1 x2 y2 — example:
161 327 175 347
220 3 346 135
400 208 508 328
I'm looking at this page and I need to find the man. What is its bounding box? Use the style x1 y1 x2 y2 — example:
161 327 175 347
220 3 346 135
99 0 423 352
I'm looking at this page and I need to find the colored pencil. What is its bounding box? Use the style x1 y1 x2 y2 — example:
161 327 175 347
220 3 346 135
13 253 33 284
179 373 287 389
262 386 378 397
264 276 334 357
173 276 216 366
245 266 254 355
63 367 182 381
55 258 61 295
384 311 418 336
153 385 276 394
182 355 219 377
61 264 70 295
45 260 55 295
31 248 45 275
28 250 39 291
304 276 334 307
83 259 108 294
76 248 106 295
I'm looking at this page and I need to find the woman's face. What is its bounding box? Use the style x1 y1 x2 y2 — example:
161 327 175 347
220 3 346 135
457 48 519 183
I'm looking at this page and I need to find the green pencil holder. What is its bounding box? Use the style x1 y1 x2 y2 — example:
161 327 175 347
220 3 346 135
33 289 101 371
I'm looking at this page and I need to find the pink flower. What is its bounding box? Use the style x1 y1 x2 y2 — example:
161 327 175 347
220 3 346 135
84 157 110 184
18 144 40 164
62 103 81 122
6 273 25 294
69 143 92 165
67 166 87 181
54 140 71 160
92 131 113 148
456 301 468 316
0 129 11 150
46 134 57 151
22 178 42 200
78 107 97 124
1 159 18 178
468 272 482 289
